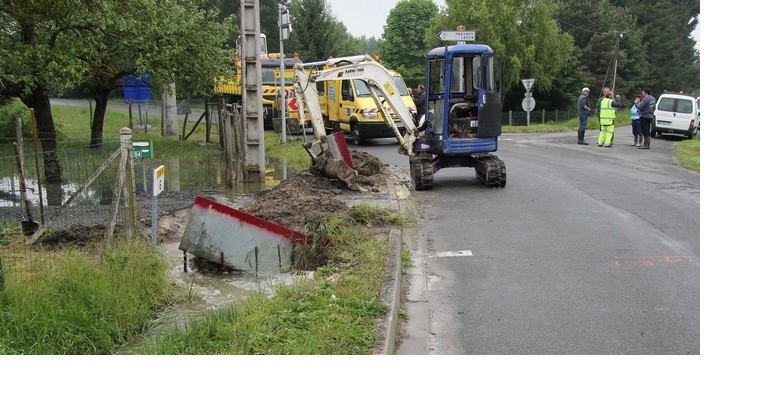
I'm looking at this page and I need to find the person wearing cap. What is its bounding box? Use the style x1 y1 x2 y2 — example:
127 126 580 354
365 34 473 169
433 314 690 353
576 87 592 145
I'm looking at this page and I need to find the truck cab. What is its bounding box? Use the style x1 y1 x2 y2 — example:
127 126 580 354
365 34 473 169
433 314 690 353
319 63 417 145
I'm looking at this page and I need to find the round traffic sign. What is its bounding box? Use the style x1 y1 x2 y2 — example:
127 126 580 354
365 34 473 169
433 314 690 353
522 96 535 112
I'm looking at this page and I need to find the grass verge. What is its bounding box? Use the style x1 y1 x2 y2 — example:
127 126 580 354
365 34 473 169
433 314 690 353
136 206 409 355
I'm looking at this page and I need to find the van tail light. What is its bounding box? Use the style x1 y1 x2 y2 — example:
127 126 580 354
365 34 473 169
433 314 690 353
689 119 695 129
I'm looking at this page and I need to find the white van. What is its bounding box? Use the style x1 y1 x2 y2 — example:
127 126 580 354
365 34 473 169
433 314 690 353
652 93 699 139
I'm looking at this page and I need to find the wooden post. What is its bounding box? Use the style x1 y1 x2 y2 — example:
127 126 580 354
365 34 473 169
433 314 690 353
120 127 137 238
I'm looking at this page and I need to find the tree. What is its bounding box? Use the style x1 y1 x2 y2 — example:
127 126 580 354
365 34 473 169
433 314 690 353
1 0 235 182
560 0 699 97
0 0 97 182
77 0 234 146
622 0 700 93
286 0 360 61
431 0 574 108
378 0 439 84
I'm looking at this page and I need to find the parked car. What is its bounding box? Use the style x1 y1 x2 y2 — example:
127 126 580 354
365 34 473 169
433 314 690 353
652 93 699 139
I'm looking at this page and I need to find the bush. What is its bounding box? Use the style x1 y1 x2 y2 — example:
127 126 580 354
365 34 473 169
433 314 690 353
0 99 32 140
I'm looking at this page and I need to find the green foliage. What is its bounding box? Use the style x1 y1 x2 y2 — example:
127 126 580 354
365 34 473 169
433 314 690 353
0 99 32 139
286 0 361 61
263 132 312 172
0 239 178 355
379 0 440 83
432 0 574 95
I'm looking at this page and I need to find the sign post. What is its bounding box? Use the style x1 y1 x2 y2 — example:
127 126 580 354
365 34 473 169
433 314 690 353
521 79 535 126
151 165 165 248
133 140 153 193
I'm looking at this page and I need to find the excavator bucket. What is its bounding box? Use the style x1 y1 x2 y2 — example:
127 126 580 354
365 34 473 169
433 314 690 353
303 131 358 190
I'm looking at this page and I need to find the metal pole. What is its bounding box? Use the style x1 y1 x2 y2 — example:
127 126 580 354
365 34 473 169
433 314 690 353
279 4 287 143
151 194 157 248
612 32 622 92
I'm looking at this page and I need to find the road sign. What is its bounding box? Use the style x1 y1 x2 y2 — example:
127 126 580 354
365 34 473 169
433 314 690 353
522 96 535 112
521 79 535 92
133 140 153 159
437 30 476 41
153 165 165 197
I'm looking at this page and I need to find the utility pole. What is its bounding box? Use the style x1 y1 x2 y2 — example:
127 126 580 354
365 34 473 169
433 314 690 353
612 32 622 92
278 2 291 144
240 0 265 182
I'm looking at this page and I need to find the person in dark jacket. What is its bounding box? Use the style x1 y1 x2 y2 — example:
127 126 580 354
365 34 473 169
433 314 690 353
576 87 592 145
413 84 426 124
635 88 656 150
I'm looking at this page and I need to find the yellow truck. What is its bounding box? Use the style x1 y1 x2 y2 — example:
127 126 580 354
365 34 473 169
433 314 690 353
316 59 418 145
213 34 305 130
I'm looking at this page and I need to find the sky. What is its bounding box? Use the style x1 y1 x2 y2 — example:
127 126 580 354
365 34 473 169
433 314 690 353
328 0 699 51
328 0 446 38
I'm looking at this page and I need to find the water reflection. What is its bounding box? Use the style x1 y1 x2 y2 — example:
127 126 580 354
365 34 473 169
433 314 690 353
1 155 295 208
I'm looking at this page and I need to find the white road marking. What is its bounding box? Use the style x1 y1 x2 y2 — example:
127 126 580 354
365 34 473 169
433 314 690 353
427 250 473 258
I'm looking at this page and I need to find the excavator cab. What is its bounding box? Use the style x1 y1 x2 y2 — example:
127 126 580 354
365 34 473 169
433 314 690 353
410 44 506 189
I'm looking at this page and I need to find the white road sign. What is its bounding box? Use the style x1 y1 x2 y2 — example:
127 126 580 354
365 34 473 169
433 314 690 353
521 79 535 92
153 165 165 197
522 96 535 112
437 30 476 41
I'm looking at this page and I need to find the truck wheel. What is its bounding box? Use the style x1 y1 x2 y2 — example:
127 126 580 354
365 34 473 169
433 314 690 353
351 124 363 145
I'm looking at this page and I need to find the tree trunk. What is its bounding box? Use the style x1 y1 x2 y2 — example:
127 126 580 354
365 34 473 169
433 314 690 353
90 87 110 148
20 85 62 184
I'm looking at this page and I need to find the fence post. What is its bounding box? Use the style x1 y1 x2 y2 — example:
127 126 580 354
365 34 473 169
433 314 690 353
120 127 138 238
509 110 512 126
542 109 546 123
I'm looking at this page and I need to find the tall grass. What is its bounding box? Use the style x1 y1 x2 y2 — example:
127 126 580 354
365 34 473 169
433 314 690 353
0 238 179 355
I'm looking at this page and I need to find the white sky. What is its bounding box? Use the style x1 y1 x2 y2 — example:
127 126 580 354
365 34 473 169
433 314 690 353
328 0 446 38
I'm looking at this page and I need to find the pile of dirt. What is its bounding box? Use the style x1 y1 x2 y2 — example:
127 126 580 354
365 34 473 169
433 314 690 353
239 149 387 231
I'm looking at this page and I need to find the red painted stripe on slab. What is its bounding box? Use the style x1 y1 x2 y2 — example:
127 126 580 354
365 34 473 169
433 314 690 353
332 131 353 169
193 196 307 244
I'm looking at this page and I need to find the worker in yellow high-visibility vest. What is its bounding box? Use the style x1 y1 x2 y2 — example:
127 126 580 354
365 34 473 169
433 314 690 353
597 88 623 147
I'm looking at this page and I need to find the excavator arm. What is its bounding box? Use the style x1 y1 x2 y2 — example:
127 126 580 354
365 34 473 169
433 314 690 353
292 55 421 158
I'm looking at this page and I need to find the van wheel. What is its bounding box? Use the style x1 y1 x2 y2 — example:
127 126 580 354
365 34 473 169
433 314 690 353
686 133 693 140
351 124 363 145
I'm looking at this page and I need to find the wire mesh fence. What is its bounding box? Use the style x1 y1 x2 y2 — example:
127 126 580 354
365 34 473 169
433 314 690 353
0 138 129 236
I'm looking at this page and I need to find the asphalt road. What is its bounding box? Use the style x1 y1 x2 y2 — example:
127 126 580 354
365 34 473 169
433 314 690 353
361 129 699 355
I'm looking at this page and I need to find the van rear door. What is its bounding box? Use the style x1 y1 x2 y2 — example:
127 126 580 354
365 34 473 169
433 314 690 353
654 96 697 138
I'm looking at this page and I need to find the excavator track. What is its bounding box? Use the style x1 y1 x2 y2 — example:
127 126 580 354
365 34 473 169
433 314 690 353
410 157 434 191
475 155 507 188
